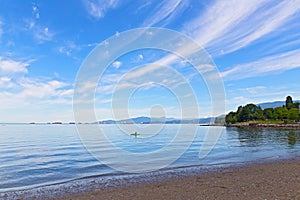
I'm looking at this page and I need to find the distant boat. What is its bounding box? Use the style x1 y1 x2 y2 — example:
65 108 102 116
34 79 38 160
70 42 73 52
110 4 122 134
52 122 62 124
130 132 140 137
69 122 75 124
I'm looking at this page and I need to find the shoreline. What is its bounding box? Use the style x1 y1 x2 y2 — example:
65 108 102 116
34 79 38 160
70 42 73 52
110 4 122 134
59 157 300 200
1 156 299 199
226 122 300 129
201 123 300 129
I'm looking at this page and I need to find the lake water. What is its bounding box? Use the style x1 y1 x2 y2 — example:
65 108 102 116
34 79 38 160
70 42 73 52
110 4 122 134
0 124 299 197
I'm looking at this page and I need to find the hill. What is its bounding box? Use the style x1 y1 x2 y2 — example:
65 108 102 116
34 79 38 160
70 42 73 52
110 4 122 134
99 116 217 124
258 100 300 109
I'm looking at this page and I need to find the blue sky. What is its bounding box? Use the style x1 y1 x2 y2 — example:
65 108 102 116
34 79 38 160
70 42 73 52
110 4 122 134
0 0 300 122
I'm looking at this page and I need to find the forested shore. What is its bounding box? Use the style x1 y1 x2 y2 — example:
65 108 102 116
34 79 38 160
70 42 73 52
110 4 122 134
225 96 300 128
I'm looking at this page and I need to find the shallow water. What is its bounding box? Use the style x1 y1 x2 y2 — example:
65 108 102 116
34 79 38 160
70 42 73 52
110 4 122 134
0 124 299 195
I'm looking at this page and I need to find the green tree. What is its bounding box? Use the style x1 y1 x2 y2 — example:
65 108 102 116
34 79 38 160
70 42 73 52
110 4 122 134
288 108 300 121
274 107 289 120
225 112 237 124
237 104 263 122
282 107 289 119
237 106 243 115
253 106 264 120
238 106 250 122
274 107 283 120
225 96 299 124
286 96 293 110
263 108 274 120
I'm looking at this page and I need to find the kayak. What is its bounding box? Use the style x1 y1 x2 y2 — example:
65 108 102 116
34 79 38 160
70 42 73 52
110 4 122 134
130 132 140 136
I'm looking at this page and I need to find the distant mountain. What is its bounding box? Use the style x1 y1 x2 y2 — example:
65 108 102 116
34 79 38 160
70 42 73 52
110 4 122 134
258 100 300 109
101 120 116 124
119 116 151 124
258 101 285 109
99 116 218 124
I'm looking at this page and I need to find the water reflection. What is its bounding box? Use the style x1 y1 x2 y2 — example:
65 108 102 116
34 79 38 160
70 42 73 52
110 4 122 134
288 131 299 146
228 127 300 147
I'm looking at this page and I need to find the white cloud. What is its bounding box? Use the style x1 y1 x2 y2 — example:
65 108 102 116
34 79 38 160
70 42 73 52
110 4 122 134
76 81 98 94
182 0 300 55
32 5 40 19
58 46 71 56
23 4 40 32
221 49 300 80
138 54 143 60
34 26 55 43
123 62 161 80
145 0 300 82
32 5 38 12
0 57 29 74
0 57 73 118
19 79 68 99
23 18 55 43
183 0 268 48
142 0 188 27
120 52 212 81
240 86 267 96
112 61 122 69
0 77 14 88
0 77 73 110
84 0 120 19
215 1 300 54
58 41 81 57
226 96 250 106
23 18 35 30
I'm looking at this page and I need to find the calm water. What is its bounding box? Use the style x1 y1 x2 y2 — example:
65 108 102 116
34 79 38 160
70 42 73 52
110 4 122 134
0 124 300 194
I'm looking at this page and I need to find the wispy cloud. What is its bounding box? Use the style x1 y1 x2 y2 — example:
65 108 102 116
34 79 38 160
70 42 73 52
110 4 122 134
221 49 300 80
0 77 14 88
23 3 55 44
183 1 268 49
23 19 56 43
138 54 143 60
142 0 188 27
0 56 73 113
18 78 70 99
34 27 55 43
112 61 122 69
25 19 36 29
32 3 40 20
57 41 98 58
83 0 120 19
58 41 81 57
0 77 73 109
0 57 30 74
144 0 300 83
215 1 300 55
182 0 300 55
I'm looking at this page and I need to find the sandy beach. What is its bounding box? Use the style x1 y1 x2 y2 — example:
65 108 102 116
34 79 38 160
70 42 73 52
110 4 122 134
60 159 300 200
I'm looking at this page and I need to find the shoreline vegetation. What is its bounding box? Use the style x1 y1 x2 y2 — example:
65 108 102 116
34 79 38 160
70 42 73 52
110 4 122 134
225 122 300 129
224 96 300 129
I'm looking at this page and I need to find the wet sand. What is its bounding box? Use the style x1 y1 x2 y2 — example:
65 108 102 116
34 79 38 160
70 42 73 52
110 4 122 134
60 159 300 200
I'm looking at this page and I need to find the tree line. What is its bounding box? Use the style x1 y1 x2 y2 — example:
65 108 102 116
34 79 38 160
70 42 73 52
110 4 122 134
226 96 300 124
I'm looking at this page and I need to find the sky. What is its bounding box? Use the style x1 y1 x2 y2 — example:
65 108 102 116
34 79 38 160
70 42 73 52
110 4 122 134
0 0 300 122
